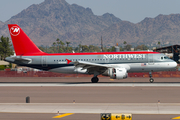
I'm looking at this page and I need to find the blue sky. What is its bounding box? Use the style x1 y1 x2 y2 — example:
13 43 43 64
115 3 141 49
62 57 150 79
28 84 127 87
0 0 180 23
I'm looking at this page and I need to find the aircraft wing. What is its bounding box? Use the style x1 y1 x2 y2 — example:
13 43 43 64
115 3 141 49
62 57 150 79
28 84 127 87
73 61 109 74
67 59 130 74
74 61 111 69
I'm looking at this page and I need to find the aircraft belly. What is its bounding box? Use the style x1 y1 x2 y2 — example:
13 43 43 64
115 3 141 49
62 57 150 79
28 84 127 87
49 66 75 74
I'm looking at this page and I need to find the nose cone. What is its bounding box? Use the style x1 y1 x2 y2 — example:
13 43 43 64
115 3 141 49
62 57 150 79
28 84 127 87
171 62 177 68
169 61 177 70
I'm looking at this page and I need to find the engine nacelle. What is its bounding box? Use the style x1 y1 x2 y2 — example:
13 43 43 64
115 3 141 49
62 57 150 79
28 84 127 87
108 68 128 79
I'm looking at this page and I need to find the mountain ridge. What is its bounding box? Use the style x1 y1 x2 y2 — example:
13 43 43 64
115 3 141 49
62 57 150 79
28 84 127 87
1 0 122 46
85 14 180 46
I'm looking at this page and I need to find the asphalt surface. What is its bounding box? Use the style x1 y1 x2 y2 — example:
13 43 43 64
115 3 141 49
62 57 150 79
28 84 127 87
0 86 180 103
1 103 180 114
0 77 180 83
0 113 179 120
0 77 180 120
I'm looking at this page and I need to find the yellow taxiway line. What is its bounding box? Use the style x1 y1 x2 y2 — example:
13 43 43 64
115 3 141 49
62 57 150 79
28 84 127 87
172 116 180 119
53 113 74 118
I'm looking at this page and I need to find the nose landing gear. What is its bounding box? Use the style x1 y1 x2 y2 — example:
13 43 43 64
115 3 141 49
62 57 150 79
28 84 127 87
149 72 154 83
149 78 154 83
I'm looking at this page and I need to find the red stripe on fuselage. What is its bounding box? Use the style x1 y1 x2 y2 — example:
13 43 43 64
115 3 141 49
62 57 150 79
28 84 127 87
20 51 160 56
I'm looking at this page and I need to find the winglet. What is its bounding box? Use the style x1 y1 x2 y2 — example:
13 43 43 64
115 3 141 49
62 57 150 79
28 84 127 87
66 59 72 64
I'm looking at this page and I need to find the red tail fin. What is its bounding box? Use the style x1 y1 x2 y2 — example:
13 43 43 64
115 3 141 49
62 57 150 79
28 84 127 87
8 24 45 55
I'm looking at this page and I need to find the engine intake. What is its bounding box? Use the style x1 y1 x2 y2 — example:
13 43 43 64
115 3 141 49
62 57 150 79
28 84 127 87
108 68 128 79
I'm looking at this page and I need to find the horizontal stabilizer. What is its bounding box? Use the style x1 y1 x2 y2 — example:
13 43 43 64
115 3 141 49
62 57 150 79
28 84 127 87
9 56 32 64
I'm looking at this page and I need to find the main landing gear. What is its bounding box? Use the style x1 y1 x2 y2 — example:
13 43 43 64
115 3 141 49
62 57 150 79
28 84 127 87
149 72 154 83
91 71 100 83
91 77 99 83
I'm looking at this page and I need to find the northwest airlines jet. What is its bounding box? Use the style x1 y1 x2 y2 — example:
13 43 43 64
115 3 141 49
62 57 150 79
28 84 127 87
5 24 177 83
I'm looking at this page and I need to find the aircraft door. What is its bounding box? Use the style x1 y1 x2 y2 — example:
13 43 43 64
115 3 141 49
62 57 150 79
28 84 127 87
148 54 154 65
42 56 47 67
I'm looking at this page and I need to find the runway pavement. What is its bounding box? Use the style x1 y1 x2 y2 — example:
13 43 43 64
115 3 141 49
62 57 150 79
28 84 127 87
0 77 180 119
1 86 180 103
0 113 179 120
1 82 180 87
0 77 180 83
0 103 180 114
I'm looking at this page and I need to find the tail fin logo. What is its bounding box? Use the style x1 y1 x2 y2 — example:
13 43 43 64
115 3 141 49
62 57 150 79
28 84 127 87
10 26 20 36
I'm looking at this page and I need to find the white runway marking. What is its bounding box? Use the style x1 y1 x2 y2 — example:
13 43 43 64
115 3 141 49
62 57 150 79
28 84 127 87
0 83 180 87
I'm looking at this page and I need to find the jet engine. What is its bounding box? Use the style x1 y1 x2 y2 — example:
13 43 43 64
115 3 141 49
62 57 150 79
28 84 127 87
108 68 128 79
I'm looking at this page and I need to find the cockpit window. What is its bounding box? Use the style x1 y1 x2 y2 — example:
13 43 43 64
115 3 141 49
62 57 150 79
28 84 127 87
164 56 169 59
161 56 170 60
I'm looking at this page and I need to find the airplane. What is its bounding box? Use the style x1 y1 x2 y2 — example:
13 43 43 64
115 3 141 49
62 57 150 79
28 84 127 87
5 24 177 83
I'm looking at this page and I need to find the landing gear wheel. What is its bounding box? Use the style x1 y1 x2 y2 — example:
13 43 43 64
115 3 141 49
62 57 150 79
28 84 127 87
149 78 154 83
91 77 99 83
